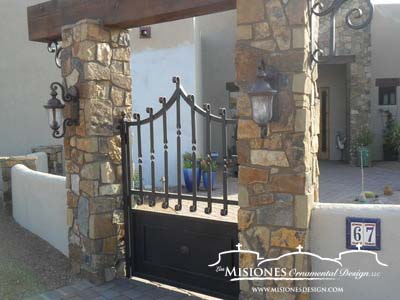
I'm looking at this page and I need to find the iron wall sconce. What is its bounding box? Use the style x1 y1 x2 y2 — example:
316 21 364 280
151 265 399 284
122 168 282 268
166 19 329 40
44 82 80 139
248 61 287 138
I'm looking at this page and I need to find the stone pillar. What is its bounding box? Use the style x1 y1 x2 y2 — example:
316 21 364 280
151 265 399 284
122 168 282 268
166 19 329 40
0 156 37 213
61 19 132 283
236 1 319 299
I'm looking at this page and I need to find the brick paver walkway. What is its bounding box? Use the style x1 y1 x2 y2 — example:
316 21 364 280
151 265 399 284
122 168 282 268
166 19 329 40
24 277 219 300
320 161 400 203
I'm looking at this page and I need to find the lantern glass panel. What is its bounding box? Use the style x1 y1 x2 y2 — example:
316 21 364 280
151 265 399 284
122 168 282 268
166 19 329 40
251 95 274 126
48 107 63 130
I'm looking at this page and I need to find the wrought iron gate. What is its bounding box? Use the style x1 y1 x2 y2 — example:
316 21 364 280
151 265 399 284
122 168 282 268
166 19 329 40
120 77 239 299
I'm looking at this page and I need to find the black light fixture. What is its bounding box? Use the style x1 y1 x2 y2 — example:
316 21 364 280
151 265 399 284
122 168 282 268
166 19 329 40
248 61 279 138
44 82 80 138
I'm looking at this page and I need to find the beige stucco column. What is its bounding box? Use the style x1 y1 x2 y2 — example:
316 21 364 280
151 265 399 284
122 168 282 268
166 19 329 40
236 1 319 299
61 19 132 283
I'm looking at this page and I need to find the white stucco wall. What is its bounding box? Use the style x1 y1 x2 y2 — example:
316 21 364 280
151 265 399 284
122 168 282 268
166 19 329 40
130 19 200 187
370 4 400 160
311 203 400 300
0 0 60 156
27 152 48 173
196 11 237 158
12 165 68 256
318 65 348 161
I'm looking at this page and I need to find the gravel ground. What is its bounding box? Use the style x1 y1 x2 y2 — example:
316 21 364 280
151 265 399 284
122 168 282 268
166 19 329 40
0 203 76 300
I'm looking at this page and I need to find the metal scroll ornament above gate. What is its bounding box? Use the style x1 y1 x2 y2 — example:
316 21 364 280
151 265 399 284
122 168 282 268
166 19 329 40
310 0 374 64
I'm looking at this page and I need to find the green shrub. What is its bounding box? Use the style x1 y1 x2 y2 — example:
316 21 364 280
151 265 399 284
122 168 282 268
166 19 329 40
183 152 201 169
200 159 217 172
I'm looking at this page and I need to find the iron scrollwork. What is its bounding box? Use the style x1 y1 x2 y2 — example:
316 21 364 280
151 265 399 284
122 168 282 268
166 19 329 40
309 0 374 63
47 41 62 69
49 82 80 139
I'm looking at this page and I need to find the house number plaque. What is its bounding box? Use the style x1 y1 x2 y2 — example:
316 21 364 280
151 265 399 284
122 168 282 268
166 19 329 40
346 217 381 250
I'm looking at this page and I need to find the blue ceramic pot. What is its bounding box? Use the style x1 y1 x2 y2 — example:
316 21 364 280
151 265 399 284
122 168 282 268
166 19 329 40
183 168 201 192
202 171 217 190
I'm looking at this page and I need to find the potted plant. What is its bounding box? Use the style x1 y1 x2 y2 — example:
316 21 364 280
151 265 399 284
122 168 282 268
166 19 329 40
383 113 400 161
200 158 217 190
182 152 201 192
354 127 374 167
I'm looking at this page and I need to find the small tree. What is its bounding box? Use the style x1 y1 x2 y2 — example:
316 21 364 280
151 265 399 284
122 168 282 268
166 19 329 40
383 113 399 160
355 127 373 148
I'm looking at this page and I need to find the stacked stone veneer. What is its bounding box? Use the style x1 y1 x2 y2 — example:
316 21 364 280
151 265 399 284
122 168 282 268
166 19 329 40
0 156 37 213
236 0 319 299
318 0 372 163
61 19 132 283
32 145 64 175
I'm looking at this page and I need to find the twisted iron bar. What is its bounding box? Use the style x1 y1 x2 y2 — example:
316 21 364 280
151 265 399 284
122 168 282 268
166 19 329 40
47 41 62 69
310 0 374 63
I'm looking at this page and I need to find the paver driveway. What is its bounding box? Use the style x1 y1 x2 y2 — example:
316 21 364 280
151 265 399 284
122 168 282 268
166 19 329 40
319 161 400 203
24 277 219 300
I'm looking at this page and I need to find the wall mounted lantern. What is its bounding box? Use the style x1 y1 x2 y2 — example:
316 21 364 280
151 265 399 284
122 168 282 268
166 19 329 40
44 82 80 139
248 61 280 138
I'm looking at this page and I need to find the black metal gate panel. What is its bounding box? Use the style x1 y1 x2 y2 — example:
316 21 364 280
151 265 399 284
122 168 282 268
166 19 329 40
120 77 239 299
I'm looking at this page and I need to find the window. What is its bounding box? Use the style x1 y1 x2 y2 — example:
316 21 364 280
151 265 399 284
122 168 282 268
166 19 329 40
379 86 397 105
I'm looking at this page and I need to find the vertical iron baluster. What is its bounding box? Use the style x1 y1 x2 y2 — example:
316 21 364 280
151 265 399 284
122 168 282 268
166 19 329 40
219 108 228 216
147 107 156 207
133 113 144 205
204 104 212 215
189 95 197 212
175 79 183 211
160 97 169 209
120 115 131 277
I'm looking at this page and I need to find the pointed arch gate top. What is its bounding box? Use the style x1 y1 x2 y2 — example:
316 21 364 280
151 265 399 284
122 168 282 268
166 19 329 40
120 76 238 218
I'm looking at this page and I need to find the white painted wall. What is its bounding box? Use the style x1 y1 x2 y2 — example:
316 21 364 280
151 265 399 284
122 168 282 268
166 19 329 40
196 11 237 158
12 165 68 256
318 65 348 161
130 19 201 187
0 0 60 156
27 152 48 173
370 4 400 160
311 203 400 300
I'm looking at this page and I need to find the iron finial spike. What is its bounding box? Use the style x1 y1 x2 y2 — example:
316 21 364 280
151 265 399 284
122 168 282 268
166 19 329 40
173 76 180 87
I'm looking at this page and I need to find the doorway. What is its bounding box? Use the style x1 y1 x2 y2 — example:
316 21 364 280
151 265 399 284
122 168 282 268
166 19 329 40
317 64 348 161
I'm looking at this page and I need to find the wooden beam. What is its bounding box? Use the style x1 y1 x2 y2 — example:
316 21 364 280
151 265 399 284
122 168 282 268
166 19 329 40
27 0 237 43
